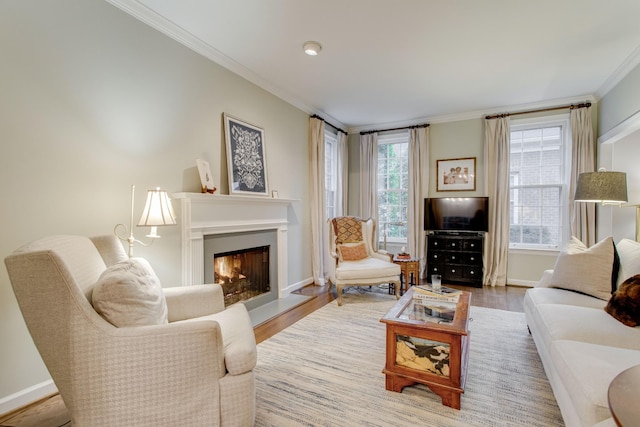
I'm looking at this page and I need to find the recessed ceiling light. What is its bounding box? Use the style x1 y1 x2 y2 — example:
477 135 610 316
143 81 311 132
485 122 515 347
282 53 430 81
303 41 322 56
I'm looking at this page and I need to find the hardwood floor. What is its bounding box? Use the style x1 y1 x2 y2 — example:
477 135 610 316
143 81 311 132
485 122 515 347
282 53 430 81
0 283 527 427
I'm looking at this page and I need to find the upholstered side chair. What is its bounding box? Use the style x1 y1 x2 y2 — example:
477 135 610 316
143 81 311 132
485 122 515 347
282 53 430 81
327 216 401 306
4 235 256 427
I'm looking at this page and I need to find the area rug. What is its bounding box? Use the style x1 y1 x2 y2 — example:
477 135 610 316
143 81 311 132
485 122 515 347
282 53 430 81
254 291 564 426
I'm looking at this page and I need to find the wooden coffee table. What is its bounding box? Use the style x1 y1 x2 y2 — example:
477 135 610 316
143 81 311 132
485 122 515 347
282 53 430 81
380 287 471 409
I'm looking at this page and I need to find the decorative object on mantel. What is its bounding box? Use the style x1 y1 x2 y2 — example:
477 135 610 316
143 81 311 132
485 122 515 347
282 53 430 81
223 113 269 196
196 158 216 194
114 185 176 257
436 157 476 192
271 190 279 198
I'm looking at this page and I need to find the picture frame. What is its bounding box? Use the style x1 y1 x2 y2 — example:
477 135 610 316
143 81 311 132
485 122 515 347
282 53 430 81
436 157 476 191
196 158 216 194
223 113 269 196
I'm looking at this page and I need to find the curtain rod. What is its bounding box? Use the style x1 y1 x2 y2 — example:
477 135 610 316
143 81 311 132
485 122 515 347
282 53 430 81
359 122 430 135
485 101 592 120
310 114 347 135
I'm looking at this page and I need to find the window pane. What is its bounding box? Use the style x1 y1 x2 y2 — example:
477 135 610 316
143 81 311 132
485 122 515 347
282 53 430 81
377 132 409 243
509 119 566 249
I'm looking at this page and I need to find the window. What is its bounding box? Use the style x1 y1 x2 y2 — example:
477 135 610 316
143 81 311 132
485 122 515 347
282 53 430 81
324 128 338 220
377 131 409 244
509 115 570 250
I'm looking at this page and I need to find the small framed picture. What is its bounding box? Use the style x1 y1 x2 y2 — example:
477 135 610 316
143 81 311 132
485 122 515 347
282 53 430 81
223 113 269 196
437 157 476 191
196 159 216 194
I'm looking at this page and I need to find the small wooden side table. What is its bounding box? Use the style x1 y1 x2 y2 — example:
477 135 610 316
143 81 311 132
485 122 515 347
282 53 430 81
393 256 420 295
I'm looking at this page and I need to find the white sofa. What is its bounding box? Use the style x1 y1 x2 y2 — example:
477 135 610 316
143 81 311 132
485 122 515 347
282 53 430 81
524 238 640 427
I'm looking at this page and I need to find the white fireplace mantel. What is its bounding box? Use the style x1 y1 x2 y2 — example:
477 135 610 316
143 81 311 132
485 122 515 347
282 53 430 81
172 192 296 297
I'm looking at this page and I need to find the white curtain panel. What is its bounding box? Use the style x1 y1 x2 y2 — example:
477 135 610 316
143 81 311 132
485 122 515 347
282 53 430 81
484 117 510 287
359 133 379 220
309 117 326 285
336 131 349 216
569 106 596 246
408 126 430 278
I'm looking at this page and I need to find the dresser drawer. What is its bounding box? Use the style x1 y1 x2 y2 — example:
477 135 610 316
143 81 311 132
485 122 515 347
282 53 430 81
445 252 463 264
463 239 482 252
444 239 463 251
428 238 445 250
463 266 482 281
444 265 464 279
463 253 482 265
427 264 443 276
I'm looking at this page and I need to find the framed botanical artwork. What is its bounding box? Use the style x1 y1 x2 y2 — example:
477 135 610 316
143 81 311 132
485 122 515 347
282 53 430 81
436 157 476 191
223 113 269 196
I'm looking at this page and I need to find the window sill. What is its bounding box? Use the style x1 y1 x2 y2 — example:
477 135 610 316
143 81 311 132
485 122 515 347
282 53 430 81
509 247 559 256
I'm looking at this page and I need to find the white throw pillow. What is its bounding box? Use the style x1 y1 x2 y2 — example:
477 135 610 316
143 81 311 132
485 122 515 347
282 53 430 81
549 236 616 301
616 238 640 289
92 258 168 327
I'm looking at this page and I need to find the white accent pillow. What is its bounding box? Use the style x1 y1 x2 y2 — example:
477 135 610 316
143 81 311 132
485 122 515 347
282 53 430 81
549 236 616 301
92 258 168 327
616 238 640 288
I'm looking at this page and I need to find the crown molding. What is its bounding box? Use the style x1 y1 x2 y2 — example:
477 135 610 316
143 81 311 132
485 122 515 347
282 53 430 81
104 0 346 130
348 94 597 134
596 44 640 99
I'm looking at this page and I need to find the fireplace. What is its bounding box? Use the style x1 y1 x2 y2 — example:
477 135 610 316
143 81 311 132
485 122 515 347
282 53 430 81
173 193 294 311
213 246 270 307
204 229 278 311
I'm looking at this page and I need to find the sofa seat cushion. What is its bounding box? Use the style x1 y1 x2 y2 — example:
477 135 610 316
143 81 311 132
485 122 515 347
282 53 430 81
180 302 257 376
335 257 400 281
92 258 168 327
550 340 640 427
526 287 608 310
536 304 640 350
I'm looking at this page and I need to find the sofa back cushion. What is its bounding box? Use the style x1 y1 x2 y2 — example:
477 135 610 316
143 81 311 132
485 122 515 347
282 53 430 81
549 236 618 301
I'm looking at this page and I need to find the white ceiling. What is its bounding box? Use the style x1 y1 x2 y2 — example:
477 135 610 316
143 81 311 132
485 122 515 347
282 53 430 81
109 0 640 132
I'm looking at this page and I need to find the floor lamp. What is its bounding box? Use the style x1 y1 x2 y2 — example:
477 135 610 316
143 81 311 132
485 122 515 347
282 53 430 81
574 168 629 237
114 185 177 257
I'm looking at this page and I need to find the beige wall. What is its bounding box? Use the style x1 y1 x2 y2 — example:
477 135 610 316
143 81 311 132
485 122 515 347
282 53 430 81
347 118 563 285
0 0 311 402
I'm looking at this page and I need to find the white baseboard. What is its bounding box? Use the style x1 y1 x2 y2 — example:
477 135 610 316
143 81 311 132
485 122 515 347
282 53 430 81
279 277 314 297
507 279 536 287
0 379 57 416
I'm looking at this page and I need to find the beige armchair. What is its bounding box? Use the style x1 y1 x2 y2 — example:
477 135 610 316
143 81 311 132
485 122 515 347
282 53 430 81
4 235 256 427
327 216 401 306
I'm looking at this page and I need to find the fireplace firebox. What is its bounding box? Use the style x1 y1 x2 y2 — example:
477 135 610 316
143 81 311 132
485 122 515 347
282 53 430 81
214 245 270 306
204 229 278 311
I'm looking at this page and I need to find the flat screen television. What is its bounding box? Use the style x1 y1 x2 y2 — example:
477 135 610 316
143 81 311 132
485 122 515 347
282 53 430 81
424 197 489 232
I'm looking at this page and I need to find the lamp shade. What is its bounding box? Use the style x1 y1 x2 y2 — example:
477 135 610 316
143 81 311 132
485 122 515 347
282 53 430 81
574 170 628 204
137 188 177 227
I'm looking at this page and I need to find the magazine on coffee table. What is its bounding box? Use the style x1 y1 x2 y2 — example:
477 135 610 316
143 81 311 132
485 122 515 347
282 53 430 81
413 284 461 303
408 300 456 324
